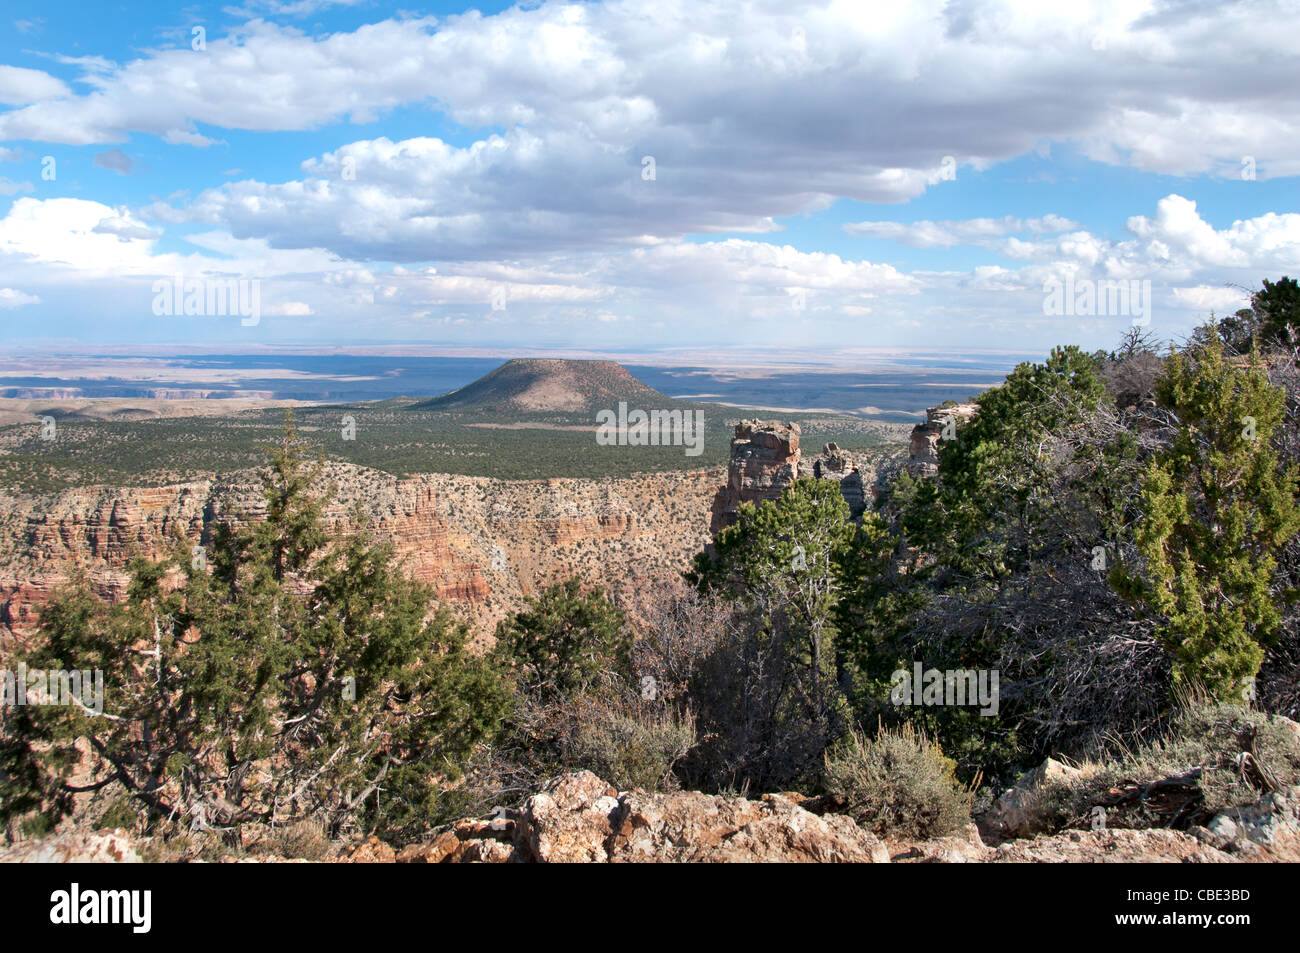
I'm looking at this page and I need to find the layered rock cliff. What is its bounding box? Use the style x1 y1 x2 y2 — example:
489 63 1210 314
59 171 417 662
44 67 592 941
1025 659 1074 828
0 463 718 647
903 402 980 478
709 420 802 533
711 422 883 529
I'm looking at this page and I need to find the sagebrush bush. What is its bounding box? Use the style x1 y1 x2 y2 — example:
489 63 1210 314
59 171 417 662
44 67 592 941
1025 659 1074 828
483 614 696 796
271 819 334 861
567 702 696 792
991 761 1119 837
824 721 974 839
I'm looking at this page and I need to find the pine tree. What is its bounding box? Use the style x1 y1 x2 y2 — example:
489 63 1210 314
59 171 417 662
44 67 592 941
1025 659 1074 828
1254 275 1300 349
690 478 858 756
905 345 1108 578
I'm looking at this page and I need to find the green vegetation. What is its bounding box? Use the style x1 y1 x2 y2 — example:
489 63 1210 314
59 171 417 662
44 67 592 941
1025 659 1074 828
1254 276 1300 347
691 478 854 703
1115 335 1300 699
903 345 1107 578
678 279 1300 807
0 399 895 493
1204 276 1300 352
495 577 631 702
2 414 512 846
484 578 696 796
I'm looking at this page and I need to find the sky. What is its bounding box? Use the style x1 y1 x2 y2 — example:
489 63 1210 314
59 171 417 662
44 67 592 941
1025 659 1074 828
0 0 1297 356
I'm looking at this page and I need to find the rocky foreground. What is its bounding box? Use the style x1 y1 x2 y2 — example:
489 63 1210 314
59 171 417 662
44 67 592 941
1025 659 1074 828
7 767 1298 863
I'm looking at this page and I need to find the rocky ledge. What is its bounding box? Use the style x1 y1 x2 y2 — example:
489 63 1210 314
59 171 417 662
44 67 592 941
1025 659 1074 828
370 765 1300 864
384 763 1300 863
389 771 889 863
8 767 1298 863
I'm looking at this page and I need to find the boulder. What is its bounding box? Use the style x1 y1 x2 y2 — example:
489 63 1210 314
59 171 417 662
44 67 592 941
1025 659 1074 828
339 836 396 863
0 828 140 863
988 828 1233 863
887 823 993 863
987 757 1084 838
516 771 621 863
678 794 890 863
607 789 765 862
1205 785 1300 855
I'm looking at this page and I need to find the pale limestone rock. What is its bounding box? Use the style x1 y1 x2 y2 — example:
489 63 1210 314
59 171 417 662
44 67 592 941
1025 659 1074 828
988 757 1084 838
987 829 1233 863
416 771 889 863
517 771 621 863
0 829 139 863
888 823 993 863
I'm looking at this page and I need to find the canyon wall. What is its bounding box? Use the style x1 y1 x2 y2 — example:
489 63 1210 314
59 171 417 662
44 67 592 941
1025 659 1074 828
0 463 719 648
0 407 963 649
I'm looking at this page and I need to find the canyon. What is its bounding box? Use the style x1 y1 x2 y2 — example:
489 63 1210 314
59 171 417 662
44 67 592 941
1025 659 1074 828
0 463 720 648
0 401 943 648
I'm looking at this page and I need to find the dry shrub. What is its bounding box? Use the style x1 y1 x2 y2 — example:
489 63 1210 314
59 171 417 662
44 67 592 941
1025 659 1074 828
998 698 1300 835
271 819 334 861
1124 701 1300 816
565 698 696 792
824 721 975 839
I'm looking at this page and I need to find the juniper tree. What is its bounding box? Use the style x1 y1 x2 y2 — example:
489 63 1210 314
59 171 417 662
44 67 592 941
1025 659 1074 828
903 345 1108 579
1114 332 1300 699
493 577 630 703
3 413 511 844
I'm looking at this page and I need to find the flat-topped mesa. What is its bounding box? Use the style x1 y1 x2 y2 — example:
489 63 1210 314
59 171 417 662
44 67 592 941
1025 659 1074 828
904 402 980 478
710 420 801 534
414 358 670 414
808 442 867 519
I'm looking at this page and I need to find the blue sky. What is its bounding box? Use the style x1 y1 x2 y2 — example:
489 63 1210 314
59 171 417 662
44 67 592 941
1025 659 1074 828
0 0 1297 356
